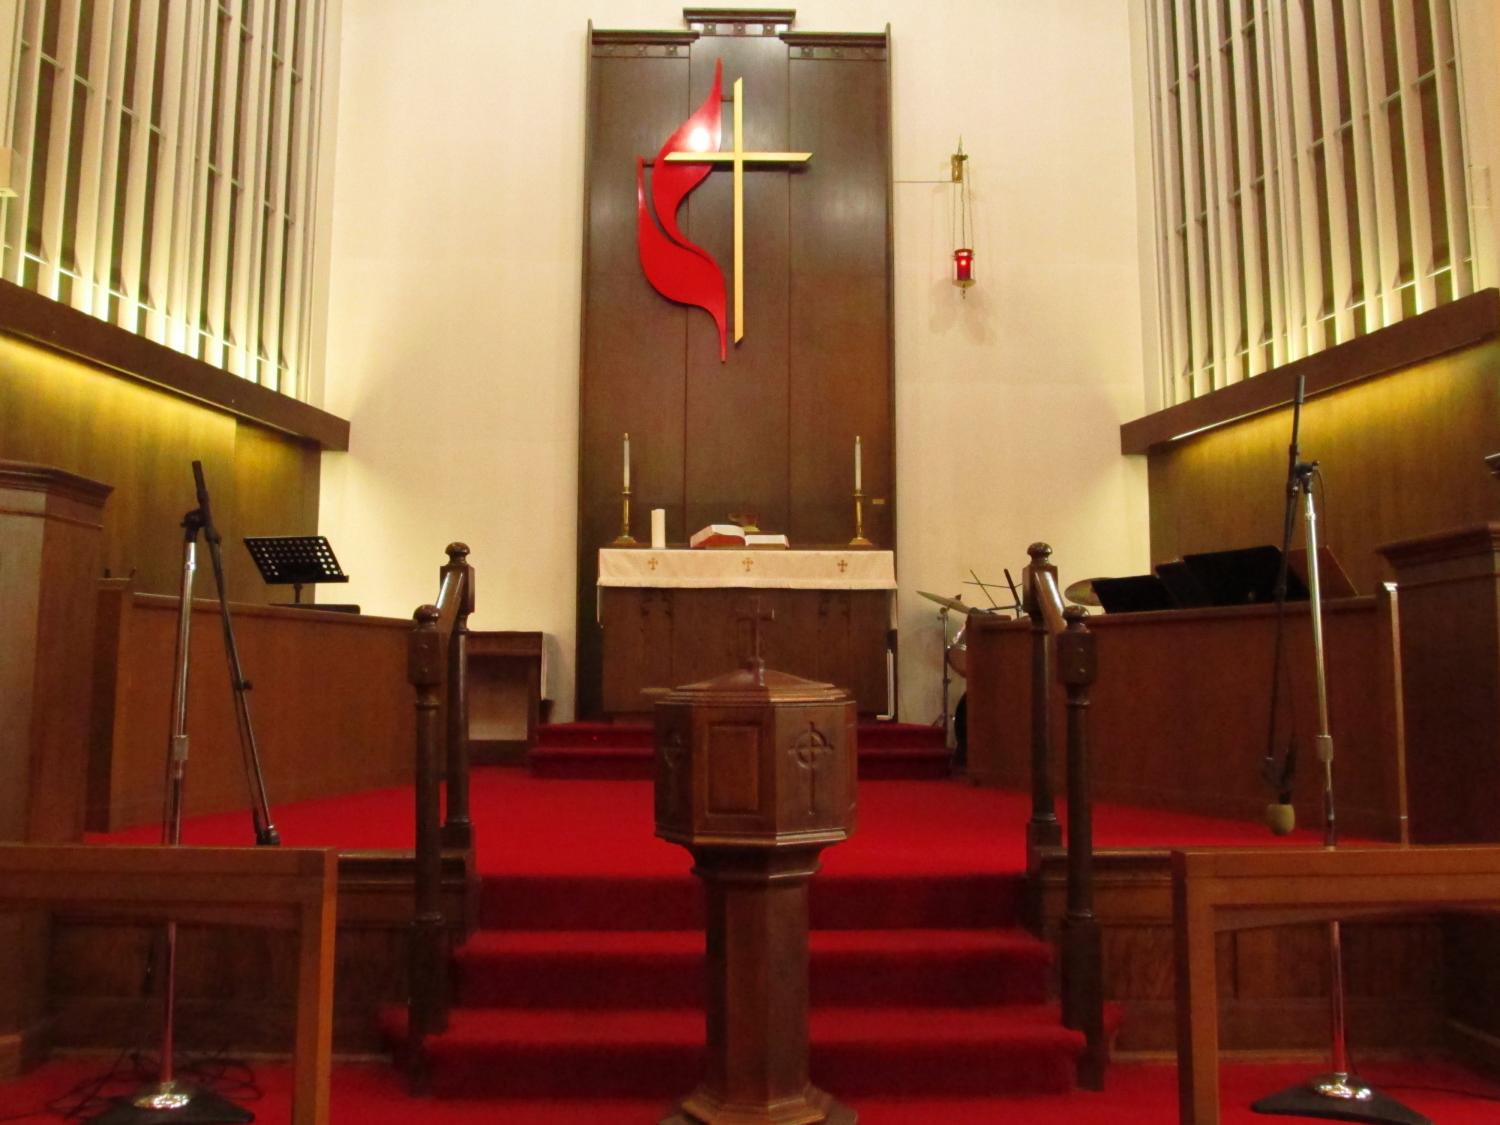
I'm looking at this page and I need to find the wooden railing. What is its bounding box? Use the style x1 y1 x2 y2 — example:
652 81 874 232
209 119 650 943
1023 542 1105 1089
406 542 474 1089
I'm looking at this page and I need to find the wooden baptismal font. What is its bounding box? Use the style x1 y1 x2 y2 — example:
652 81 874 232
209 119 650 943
654 612 858 1125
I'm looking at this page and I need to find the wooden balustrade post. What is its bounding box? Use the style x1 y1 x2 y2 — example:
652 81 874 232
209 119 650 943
407 604 448 1091
441 543 474 851
1023 543 1063 865
1057 604 1105 1090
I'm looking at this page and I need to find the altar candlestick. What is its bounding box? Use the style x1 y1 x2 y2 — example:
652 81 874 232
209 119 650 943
854 435 863 491
623 433 631 489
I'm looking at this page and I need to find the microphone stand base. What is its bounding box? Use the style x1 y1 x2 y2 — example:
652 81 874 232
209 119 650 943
88 1083 255 1124
1252 1073 1431 1124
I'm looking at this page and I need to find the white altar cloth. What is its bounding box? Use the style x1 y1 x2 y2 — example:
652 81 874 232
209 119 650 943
597 548 896 590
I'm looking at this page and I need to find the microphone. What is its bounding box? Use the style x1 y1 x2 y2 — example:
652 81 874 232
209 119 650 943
1265 802 1296 836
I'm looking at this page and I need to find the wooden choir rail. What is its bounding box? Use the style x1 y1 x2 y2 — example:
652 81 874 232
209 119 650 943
965 592 1406 841
88 579 417 832
1021 542 1105 1088
406 543 475 1089
0 844 336 1125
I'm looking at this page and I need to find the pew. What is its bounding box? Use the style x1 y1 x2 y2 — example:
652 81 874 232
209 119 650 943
0 844 337 1125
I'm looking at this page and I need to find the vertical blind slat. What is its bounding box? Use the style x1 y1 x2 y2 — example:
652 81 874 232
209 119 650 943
1229 0 1266 378
1341 0 1383 335
1312 0 1355 343
5 0 44 285
36 0 81 300
1392 0 1436 312
1429 0 1471 297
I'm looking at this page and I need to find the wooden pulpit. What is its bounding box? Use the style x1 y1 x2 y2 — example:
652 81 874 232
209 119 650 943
0 462 112 843
0 462 111 1075
654 644 857 1125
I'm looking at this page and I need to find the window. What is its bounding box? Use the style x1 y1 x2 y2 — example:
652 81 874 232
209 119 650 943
1144 0 1472 404
1 0 329 398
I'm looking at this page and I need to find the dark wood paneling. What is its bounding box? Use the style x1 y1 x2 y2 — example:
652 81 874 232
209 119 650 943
684 38 792 537
789 53 892 548
1379 525 1500 845
966 596 1405 840
1144 340 1500 595
0 334 323 603
0 280 349 450
45 852 470 1057
600 586 889 714
1037 850 1449 1055
577 18 893 717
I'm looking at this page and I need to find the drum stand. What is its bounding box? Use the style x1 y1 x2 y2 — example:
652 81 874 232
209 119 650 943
1251 389 1427 1125
937 605 957 752
92 463 273 1125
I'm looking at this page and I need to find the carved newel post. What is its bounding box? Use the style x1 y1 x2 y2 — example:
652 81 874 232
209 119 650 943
655 607 858 1125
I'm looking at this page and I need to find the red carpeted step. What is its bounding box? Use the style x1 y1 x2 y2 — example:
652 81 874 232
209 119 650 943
452 928 1053 1009
381 1003 1086 1099
478 871 1025 931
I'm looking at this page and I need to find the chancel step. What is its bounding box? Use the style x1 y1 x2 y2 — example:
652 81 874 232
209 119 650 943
452 927 1054 1009
381 1003 1094 1099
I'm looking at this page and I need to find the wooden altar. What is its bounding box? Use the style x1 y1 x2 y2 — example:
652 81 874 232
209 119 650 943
597 548 894 717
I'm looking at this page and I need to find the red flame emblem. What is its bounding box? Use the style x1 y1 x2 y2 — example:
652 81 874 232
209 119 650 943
637 60 729 361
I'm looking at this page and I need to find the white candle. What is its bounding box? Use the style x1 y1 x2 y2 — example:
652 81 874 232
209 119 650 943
854 435 862 491
651 508 666 550
623 432 630 490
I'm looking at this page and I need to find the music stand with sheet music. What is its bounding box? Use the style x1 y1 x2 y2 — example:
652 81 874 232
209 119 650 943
243 535 357 611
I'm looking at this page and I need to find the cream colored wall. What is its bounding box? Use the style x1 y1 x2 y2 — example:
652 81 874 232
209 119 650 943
318 1 1150 723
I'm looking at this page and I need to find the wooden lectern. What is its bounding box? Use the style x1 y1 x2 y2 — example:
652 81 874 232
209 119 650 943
654 648 858 1125
0 462 111 1074
0 461 112 843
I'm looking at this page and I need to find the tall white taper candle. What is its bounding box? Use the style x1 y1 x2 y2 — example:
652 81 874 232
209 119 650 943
623 433 630 489
854 435 862 491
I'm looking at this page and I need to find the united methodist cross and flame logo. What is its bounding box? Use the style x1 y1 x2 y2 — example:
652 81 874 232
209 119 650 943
635 59 812 362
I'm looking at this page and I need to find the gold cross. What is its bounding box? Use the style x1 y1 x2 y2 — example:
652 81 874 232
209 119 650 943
647 557 659 570
742 557 754 572
837 559 848 573
664 77 812 345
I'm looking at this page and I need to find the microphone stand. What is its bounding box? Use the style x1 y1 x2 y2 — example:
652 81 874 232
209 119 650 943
93 463 271 1125
1251 398 1427 1125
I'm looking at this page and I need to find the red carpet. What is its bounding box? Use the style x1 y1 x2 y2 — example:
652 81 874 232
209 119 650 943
5 1056 1499 1123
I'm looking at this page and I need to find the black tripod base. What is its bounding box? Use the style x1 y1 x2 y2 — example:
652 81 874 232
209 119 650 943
1252 1075 1431 1125
88 1086 254 1125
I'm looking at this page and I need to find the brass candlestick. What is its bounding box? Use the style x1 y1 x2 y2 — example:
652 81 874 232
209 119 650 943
849 489 873 548
612 486 638 546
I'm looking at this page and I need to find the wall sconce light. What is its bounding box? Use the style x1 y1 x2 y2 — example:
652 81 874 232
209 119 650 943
951 140 974 295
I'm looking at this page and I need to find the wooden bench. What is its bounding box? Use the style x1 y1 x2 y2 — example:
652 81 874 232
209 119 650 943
0 844 336 1125
1173 845 1500 1124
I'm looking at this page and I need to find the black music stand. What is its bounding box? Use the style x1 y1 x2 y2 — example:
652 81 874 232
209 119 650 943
243 535 355 611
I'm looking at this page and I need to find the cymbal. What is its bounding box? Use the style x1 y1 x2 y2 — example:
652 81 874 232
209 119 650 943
1064 578 1102 607
916 590 972 614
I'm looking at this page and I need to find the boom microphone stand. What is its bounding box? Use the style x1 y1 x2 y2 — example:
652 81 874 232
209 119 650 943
1251 382 1428 1125
92 462 275 1125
